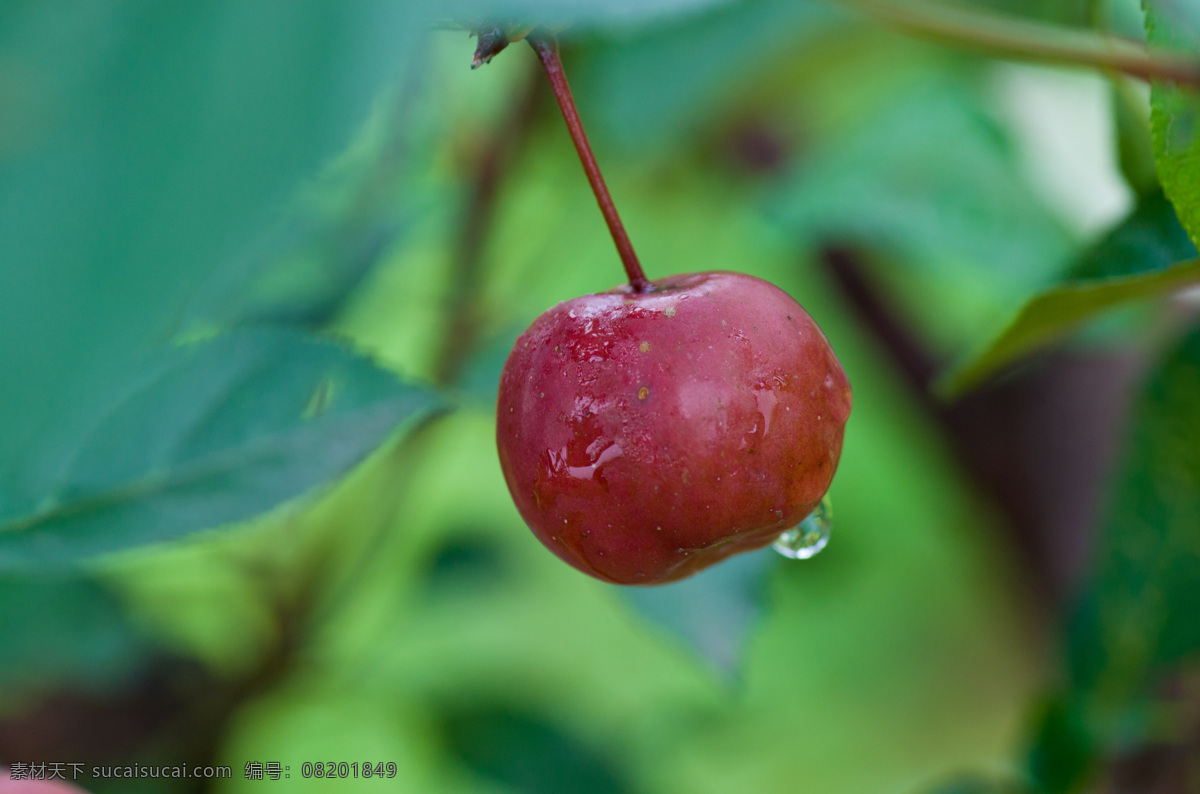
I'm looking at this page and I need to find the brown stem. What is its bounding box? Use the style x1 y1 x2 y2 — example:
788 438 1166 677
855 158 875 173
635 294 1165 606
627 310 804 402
527 32 651 292
834 0 1200 89
436 61 542 386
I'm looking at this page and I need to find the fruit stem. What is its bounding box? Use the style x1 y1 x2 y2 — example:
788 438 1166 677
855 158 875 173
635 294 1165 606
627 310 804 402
528 32 651 293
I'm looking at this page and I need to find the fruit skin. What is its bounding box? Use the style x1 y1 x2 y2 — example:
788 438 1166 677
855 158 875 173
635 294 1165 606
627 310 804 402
496 271 852 585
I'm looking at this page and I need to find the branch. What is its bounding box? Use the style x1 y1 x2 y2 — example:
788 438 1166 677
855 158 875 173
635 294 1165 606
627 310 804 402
831 0 1200 88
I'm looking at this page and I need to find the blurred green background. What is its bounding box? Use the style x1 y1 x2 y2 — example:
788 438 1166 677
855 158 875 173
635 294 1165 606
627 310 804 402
2 0 1200 792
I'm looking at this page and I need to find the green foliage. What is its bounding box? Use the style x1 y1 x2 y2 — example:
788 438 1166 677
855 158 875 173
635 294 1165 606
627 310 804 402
0 574 148 703
1018 326 1200 792
1069 327 1200 705
927 776 1027 794
0 329 440 568
1146 0 1200 246
1025 696 1096 793
571 0 838 149
772 78 1069 286
769 74 1074 348
443 0 737 28
619 546 774 676
441 706 633 793
939 190 1199 396
0 1 427 555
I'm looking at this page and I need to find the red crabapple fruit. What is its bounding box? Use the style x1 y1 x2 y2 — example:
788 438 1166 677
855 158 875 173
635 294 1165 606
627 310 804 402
496 271 851 584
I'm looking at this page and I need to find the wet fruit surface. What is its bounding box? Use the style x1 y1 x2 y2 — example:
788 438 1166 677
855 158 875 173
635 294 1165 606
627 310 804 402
496 271 852 584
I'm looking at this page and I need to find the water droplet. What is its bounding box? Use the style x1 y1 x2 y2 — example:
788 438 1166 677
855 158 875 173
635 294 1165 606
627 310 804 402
772 496 832 560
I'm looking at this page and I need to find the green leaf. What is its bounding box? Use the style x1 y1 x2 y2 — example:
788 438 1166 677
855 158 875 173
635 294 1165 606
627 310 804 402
441 0 737 28
1145 0 1200 246
0 574 148 701
926 777 1027 794
938 191 1199 397
618 546 774 678
1112 82 1158 196
1025 696 1097 794
769 76 1075 347
440 705 634 794
0 329 441 568
180 56 428 333
0 1 424 472
1066 326 1200 708
571 0 837 149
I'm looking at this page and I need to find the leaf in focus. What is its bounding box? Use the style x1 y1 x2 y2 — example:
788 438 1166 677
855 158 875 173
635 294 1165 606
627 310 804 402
1145 0 1200 246
938 190 1199 397
1067 326 1200 716
0 329 441 568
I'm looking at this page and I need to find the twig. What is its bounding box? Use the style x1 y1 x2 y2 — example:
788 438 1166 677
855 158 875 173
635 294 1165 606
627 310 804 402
832 0 1200 88
436 61 542 386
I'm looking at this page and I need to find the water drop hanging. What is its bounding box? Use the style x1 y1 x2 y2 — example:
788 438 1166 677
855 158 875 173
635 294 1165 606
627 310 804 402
772 496 832 560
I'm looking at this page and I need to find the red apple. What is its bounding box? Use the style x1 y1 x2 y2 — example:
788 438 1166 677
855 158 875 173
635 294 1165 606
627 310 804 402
496 271 852 584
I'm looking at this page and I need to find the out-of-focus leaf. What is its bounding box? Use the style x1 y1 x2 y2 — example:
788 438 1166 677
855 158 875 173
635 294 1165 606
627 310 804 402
181 55 430 333
441 705 633 794
0 574 147 701
0 1 421 479
771 79 1073 285
456 326 522 407
926 776 1027 794
572 0 838 148
221 686 441 791
1025 696 1097 794
0 329 441 568
1068 190 1197 280
439 0 735 29
938 191 1199 397
619 546 774 678
422 533 509 594
1067 326 1200 713
1145 0 1200 246
770 77 1074 346
1112 82 1158 196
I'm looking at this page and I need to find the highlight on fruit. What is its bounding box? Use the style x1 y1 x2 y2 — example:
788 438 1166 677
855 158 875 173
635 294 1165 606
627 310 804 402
478 27 852 584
